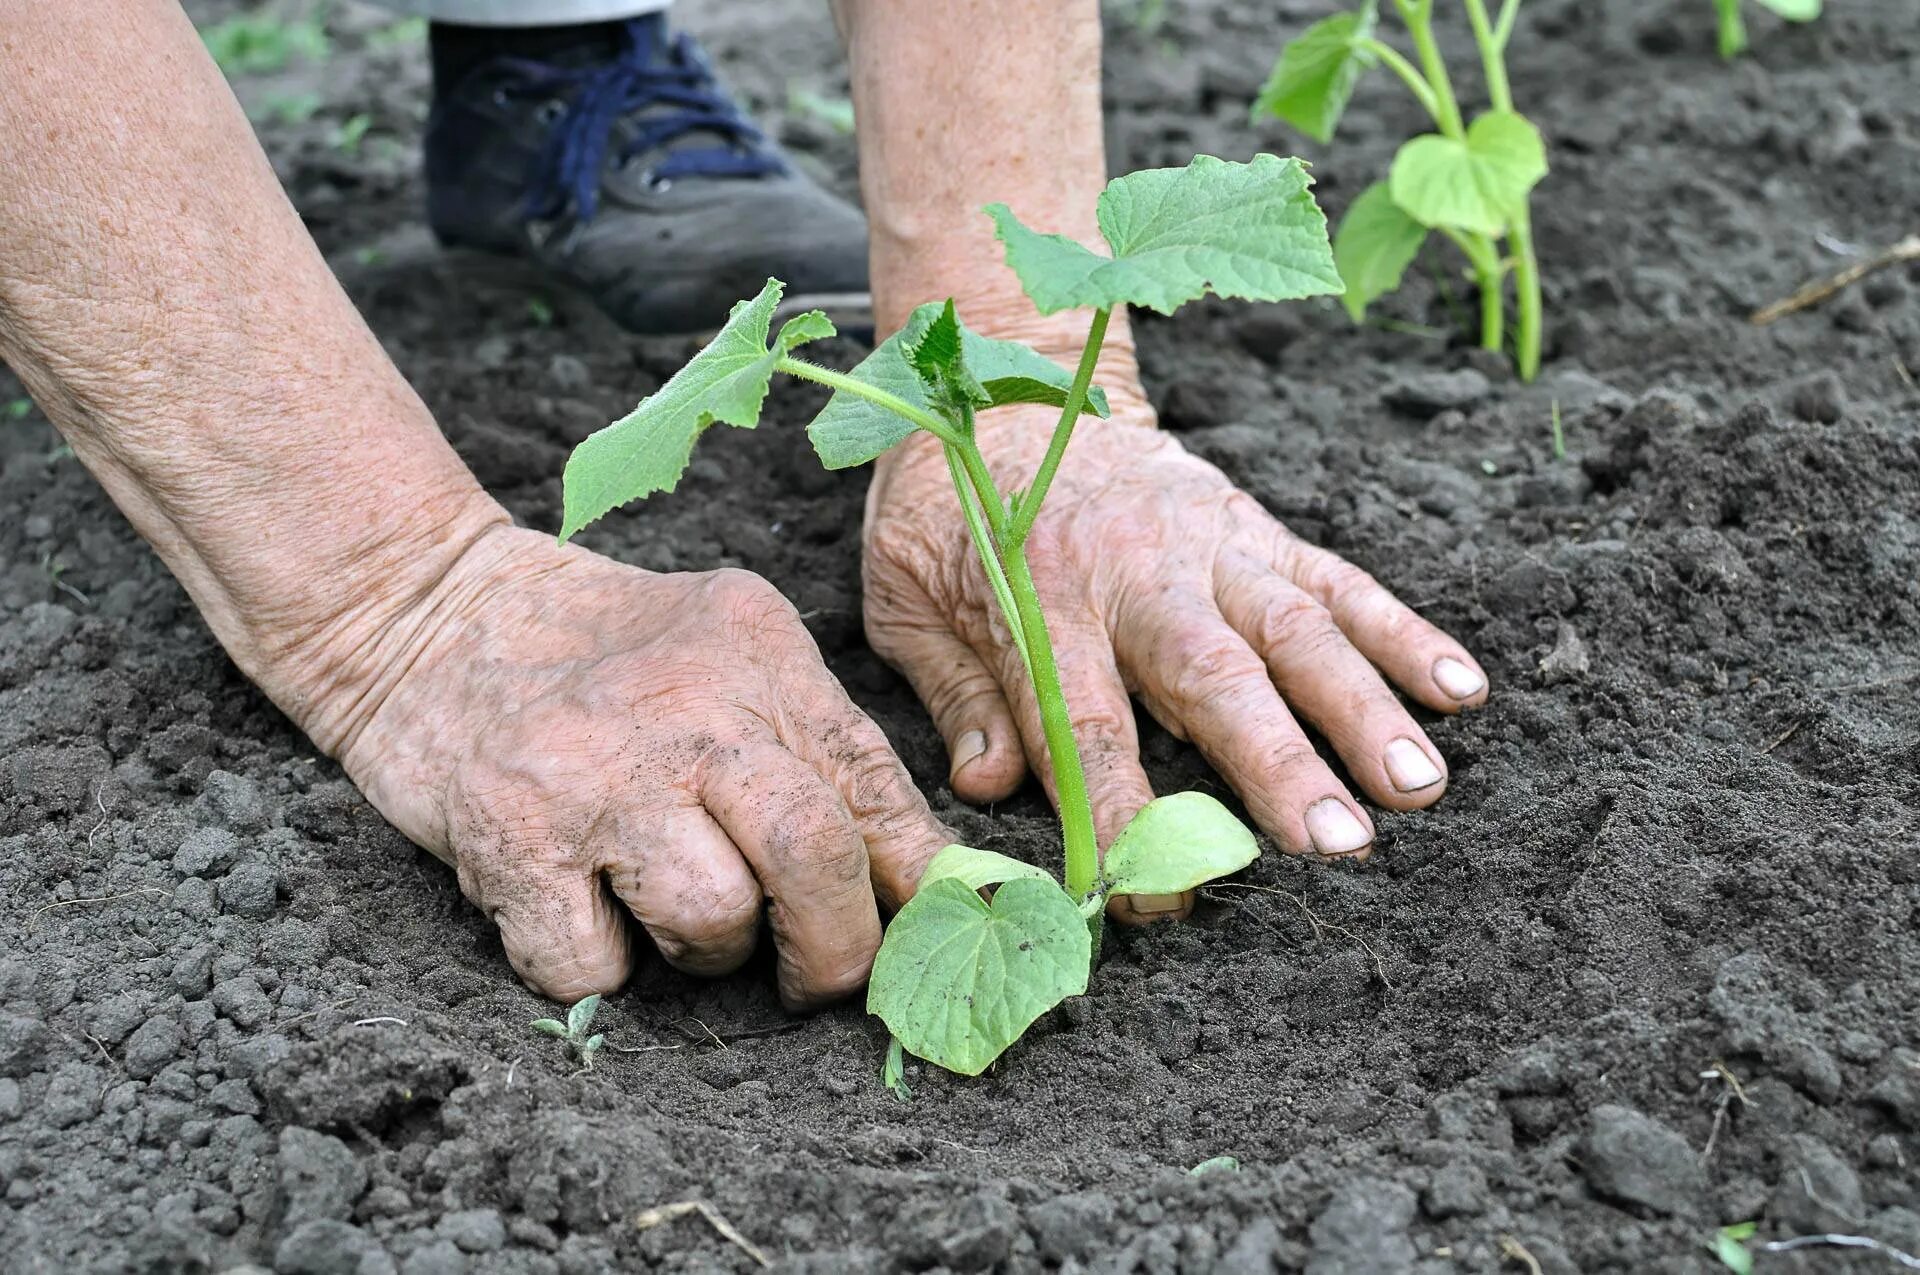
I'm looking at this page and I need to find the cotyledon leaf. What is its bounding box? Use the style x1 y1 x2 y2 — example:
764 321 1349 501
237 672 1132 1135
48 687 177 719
807 301 1110 470
1101 792 1260 897
1250 5 1379 144
986 153 1343 316
867 875 1090 1076
559 278 832 539
1333 180 1429 322
917 843 1055 892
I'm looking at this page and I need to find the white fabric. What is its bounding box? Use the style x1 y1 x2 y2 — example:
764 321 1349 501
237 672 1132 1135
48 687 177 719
369 0 670 25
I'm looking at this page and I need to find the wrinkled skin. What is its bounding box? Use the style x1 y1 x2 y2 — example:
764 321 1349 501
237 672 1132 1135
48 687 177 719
331 526 948 1007
865 396 1490 921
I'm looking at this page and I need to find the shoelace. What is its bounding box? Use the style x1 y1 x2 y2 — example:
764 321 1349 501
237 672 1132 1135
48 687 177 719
497 18 786 224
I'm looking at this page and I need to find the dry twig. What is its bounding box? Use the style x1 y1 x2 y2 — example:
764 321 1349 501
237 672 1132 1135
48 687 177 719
1499 1234 1544 1275
1752 233 1920 324
634 1201 769 1267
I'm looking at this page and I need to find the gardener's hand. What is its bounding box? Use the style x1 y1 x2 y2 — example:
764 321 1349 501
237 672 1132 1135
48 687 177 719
864 396 1488 918
320 527 946 1007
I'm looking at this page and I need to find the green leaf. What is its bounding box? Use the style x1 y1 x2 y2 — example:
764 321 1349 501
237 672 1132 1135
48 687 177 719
987 154 1343 316
561 279 832 538
1101 793 1260 896
881 1036 912 1103
905 299 991 416
1250 6 1378 144
918 843 1055 892
530 1019 568 1038
1752 0 1820 20
1712 1224 1755 1275
1714 0 1749 56
566 994 601 1037
867 876 1091 1076
1189 1155 1241 1175
806 302 1109 469
1333 181 1429 323
1389 112 1547 238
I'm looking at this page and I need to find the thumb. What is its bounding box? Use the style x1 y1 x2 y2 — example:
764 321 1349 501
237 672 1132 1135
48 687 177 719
868 606 1025 805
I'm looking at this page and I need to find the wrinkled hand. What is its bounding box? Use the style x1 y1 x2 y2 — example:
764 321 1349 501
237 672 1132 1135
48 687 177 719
864 399 1488 919
322 527 946 1006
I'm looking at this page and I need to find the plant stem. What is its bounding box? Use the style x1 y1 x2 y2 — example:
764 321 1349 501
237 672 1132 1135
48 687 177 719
1356 37 1440 122
1395 0 1465 139
1440 227 1506 351
1000 545 1100 901
946 444 1030 667
1508 206 1542 380
1462 0 1512 112
1492 0 1520 48
1008 308 1110 547
777 357 969 454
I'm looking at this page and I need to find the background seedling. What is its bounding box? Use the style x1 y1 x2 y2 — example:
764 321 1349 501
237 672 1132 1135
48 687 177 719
202 10 331 77
1712 1222 1756 1274
5 398 31 421
531 993 605 1070
1713 0 1821 59
1254 0 1548 379
559 154 1340 1077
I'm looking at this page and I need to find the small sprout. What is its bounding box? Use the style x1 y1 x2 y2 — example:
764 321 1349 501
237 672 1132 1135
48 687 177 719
1714 0 1821 59
786 85 855 135
1549 397 1565 460
529 993 605 1069
1189 1155 1241 1176
367 17 427 50
353 246 386 268
202 12 330 76
880 1036 912 1103
1713 1221 1756 1274
5 398 32 420
561 155 1336 1077
332 113 373 156
527 297 556 327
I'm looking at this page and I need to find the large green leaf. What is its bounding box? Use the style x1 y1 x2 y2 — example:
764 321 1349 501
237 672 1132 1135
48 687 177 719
1101 792 1260 896
560 279 831 538
867 876 1090 1076
918 843 1055 892
1388 112 1547 238
987 154 1343 316
1333 181 1429 322
806 302 1110 470
1251 6 1378 144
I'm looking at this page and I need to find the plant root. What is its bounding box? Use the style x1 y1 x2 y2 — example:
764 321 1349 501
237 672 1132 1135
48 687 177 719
1751 233 1920 325
633 1201 770 1268
1201 883 1394 988
1499 1234 1544 1275
1761 1234 1920 1268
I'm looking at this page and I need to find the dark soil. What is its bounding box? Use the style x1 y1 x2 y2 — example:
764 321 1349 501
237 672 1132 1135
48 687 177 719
4 1 1917 1272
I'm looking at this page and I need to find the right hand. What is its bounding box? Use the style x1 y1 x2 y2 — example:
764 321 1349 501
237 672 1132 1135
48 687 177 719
310 526 948 1008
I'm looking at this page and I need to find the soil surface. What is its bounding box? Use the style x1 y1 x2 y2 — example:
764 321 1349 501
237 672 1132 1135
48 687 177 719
3 1 1917 1272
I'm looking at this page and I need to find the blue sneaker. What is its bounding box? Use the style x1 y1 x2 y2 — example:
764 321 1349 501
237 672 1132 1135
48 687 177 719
424 16 870 336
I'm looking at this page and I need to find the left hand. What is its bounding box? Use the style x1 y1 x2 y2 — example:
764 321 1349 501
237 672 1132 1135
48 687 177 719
861 393 1489 922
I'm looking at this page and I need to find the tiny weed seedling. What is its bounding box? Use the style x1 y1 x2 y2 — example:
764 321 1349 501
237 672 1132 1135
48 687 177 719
559 154 1342 1077
1712 1222 1756 1274
1713 0 1821 59
1255 0 1548 379
531 993 605 1070
202 11 331 77
5 398 31 421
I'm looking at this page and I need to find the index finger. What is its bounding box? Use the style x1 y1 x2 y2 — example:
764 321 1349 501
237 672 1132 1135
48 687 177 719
698 736 881 1010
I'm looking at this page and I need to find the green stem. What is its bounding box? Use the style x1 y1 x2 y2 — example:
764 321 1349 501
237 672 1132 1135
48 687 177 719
1394 0 1465 139
945 444 1030 667
1492 0 1521 50
1462 0 1512 113
777 357 969 454
1001 545 1100 900
1008 308 1109 547
1440 227 1506 351
1356 37 1441 124
1508 206 1542 380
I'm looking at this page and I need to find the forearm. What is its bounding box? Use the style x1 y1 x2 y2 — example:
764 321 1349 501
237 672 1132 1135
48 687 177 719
836 0 1146 412
0 1 505 748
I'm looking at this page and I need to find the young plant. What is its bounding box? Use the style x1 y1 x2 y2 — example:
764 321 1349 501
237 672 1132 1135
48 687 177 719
558 153 1342 1076
1712 0 1821 59
530 993 605 1070
1254 0 1548 379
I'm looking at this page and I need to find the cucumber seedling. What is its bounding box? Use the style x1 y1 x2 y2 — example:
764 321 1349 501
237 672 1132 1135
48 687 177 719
531 993 605 1070
558 153 1342 1077
1712 0 1821 59
1254 0 1548 379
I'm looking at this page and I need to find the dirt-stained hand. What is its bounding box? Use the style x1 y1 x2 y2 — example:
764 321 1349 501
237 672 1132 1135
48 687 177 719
864 398 1488 921
319 526 946 1007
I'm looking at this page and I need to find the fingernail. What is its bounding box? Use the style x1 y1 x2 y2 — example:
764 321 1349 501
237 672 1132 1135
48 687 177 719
1128 893 1185 915
1305 799 1372 857
1433 656 1486 701
1384 738 1444 792
951 729 988 774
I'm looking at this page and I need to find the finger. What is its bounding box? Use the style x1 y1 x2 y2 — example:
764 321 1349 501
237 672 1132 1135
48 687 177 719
865 577 1026 803
981 603 1181 924
1215 557 1449 812
698 737 881 1010
1118 595 1376 862
601 804 764 977
777 690 953 913
459 854 634 1002
1272 533 1490 712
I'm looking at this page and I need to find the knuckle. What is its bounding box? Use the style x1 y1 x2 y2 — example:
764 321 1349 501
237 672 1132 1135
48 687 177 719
1255 590 1342 657
1248 735 1326 788
658 882 762 955
1160 625 1258 706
